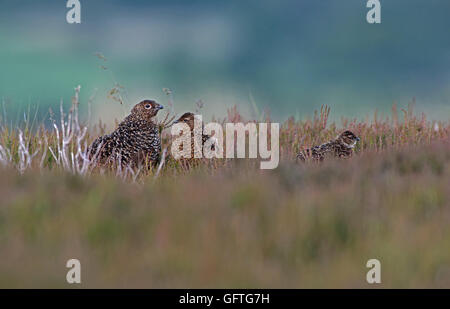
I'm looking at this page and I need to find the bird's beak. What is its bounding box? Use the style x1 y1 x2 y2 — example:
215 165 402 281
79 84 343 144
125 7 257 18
158 105 164 110
356 137 360 142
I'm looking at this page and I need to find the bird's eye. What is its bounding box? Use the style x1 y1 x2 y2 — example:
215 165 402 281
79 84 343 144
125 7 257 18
145 104 152 109
184 119 189 122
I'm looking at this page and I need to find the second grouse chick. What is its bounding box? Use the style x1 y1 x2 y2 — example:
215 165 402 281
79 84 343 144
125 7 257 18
88 100 164 167
297 130 360 162
172 112 216 165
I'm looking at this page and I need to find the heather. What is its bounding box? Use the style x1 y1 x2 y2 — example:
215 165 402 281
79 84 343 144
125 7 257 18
0 94 449 288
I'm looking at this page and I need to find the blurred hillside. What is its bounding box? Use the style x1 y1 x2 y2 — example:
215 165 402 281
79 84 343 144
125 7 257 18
1 0 450 122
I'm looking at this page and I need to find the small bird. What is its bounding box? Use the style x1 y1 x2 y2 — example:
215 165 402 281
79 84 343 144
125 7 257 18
172 112 216 166
297 130 360 162
88 100 164 167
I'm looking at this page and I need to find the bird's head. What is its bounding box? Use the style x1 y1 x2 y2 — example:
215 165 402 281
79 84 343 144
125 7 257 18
131 100 164 120
173 112 196 130
337 130 360 148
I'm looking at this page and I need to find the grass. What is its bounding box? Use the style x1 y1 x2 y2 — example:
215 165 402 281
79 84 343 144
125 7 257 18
0 94 449 288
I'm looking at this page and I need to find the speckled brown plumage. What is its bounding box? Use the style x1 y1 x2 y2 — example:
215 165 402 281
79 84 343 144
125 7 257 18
172 112 216 168
88 100 163 167
297 130 360 162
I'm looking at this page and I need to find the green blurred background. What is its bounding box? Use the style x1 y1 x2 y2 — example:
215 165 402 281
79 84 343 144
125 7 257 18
1 0 450 122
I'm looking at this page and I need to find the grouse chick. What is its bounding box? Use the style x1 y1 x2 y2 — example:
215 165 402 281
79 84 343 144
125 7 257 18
172 112 216 167
88 100 164 167
297 130 360 162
